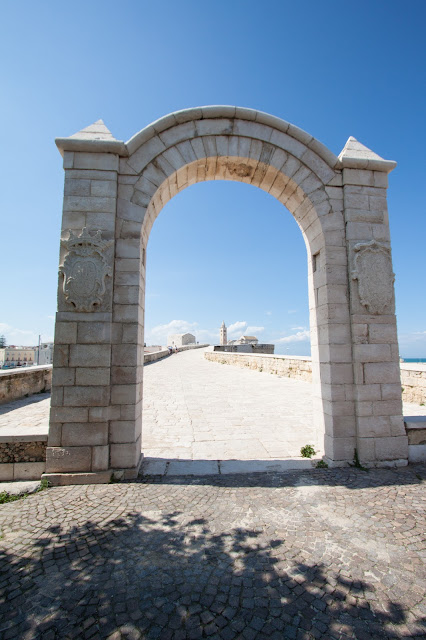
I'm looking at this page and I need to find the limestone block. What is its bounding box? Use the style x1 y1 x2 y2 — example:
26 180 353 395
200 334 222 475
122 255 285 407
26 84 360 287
358 416 391 438
52 368 75 386
369 195 387 211
64 179 91 196
112 344 140 367
55 322 77 344
61 211 86 230
373 172 388 188
356 384 381 401
113 305 140 323
13 462 45 480
116 238 141 259
62 422 108 446
356 437 376 461
321 363 353 384
90 180 117 197
319 323 351 345
374 435 408 461
115 271 140 287
364 362 400 384
353 344 391 363
113 286 140 305
89 406 116 422
73 152 119 172
115 258 140 272
46 446 92 473
368 323 397 343
69 344 111 368
50 407 88 423
92 445 109 471
48 423 62 447
68 169 117 182
85 212 116 232
63 151 74 169
372 400 403 416
75 368 110 386
110 383 142 405
342 168 375 186
269 129 305 159
63 386 110 407
110 420 140 444
63 196 116 213
159 120 196 146
323 414 356 438
390 415 406 436
120 402 143 421
381 383 402 400
111 366 141 385
0 464 14 481
77 322 112 344
53 345 69 367
51 387 64 407
110 439 141 468
344 208 383 223
356 401 373 416
324 434 355 461
318 344 352 363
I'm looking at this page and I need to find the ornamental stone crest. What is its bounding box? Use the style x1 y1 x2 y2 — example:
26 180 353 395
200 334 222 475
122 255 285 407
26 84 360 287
352 240 395 314
60 228 113 311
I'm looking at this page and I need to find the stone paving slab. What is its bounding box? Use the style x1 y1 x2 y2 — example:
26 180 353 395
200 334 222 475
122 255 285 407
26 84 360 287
0 465 425 639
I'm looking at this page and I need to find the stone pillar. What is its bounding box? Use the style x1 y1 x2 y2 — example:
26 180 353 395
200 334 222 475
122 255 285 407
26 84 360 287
44 121 142 483
340 138 407 466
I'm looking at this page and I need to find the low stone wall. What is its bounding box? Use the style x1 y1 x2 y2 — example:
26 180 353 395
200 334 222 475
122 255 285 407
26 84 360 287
144 343 209 364
0 365 52 405
204 351 312 382
205 352 426 404
400 364 426 405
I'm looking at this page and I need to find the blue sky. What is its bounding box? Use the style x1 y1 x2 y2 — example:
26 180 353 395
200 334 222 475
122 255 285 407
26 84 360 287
0 1 425 356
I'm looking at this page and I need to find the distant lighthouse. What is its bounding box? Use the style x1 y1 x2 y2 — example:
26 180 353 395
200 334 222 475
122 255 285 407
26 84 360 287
220 321 227 346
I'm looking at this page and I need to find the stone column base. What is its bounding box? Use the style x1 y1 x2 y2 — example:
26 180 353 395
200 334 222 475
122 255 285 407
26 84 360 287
42 454 143 486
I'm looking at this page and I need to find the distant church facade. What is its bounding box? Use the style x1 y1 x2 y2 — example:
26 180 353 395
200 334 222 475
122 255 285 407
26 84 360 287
215 322 274 354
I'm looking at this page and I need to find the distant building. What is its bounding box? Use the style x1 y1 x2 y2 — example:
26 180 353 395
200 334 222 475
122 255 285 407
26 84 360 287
37 343 54 365
0 346 37 368
236 335 258 345
167 333 196 348
220 321 227 346
216 323 274 354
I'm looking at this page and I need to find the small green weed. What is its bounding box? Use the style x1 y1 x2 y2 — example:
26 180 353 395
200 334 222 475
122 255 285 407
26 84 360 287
0 491 27 504
316 460 328 468
300 444 316 458
351 448 368 471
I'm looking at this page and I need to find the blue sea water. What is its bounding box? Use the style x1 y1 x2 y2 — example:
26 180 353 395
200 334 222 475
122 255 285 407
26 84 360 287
401 358 426 363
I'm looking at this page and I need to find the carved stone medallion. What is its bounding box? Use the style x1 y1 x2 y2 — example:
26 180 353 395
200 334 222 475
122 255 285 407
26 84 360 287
60 228 113 311
352 241 394 314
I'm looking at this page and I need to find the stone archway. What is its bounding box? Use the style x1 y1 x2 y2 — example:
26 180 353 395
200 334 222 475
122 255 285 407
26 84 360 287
45 107 407 484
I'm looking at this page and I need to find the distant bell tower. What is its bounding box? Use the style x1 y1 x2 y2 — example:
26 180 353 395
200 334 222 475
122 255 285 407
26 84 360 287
220 321 227 346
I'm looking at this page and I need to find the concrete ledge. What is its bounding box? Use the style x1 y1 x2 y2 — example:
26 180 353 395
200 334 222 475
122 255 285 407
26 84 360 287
0 365 52 404
42 471 112 486
408 444 426 463
0 461 45 481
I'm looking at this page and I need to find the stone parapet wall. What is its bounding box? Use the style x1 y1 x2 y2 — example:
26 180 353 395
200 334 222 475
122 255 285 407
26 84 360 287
144 343 209 365
0 366 52 405
205 352 426 405
400 364 426 405
0 441 46 463
205 351 312 382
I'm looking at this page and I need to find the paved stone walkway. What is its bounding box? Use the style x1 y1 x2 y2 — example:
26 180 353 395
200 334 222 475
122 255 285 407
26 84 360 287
0 465 425 639
142 349 319 473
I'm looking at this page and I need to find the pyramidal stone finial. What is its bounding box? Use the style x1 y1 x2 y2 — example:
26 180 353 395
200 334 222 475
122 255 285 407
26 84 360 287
55 119 127 157
338 136 396 173
69 119 118 141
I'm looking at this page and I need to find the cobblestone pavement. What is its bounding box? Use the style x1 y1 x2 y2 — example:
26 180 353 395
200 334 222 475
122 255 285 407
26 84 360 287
0 465 425 639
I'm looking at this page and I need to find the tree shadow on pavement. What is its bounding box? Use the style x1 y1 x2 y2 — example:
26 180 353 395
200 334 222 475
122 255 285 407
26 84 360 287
0 508 424 639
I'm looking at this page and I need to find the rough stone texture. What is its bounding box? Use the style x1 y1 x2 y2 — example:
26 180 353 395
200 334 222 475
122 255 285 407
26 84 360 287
0 441 46 463
0 466 425 639
401 363 426 405
0 366 52 405
205 351 312 382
